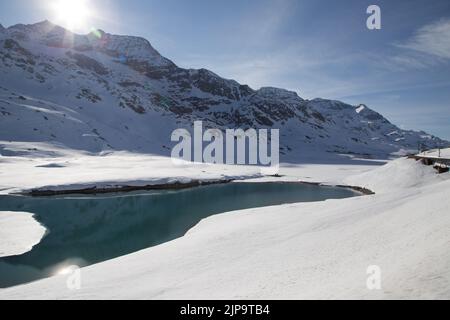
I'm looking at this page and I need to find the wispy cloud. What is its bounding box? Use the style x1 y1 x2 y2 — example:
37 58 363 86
370 18 450 72
397 18 450 60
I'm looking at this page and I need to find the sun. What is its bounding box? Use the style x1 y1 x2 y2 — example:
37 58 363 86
51 0 91 32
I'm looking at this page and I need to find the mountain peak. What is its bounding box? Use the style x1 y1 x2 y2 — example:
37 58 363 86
257 87 303 101
352 104 387 122
32 19 56 28
5 20 66 43
4 21 173 67
89 30 171 65
8 20 59 33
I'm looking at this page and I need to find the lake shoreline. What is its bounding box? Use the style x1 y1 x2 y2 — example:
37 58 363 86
18 178 375 197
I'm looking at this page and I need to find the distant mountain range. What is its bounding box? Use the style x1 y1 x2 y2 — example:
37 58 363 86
0 20 447 161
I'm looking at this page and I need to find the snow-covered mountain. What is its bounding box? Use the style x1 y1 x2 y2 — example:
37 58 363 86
0 21 447 161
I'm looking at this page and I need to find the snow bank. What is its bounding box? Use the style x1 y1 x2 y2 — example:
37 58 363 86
0 211 46 258
1 157 449 299
345 157 442 193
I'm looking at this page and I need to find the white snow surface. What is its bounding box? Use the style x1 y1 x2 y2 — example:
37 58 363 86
0 143 263 194
0 154 449 300
0 211 46 258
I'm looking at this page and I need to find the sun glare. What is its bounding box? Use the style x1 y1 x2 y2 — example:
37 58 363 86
51 0 91 32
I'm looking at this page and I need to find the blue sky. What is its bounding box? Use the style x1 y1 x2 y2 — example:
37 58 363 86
1 0 449 139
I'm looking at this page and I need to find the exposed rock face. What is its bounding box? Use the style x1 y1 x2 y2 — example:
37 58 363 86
0 21 448 159
66 51 109 76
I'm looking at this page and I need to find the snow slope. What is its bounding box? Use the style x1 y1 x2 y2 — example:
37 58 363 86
0 211 46 258
1 157 449 300
0 21 448 160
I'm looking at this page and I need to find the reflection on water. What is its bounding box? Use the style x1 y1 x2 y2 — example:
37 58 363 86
0 182 358 288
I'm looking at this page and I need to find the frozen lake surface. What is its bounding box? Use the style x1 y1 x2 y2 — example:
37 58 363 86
0 182 358 288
